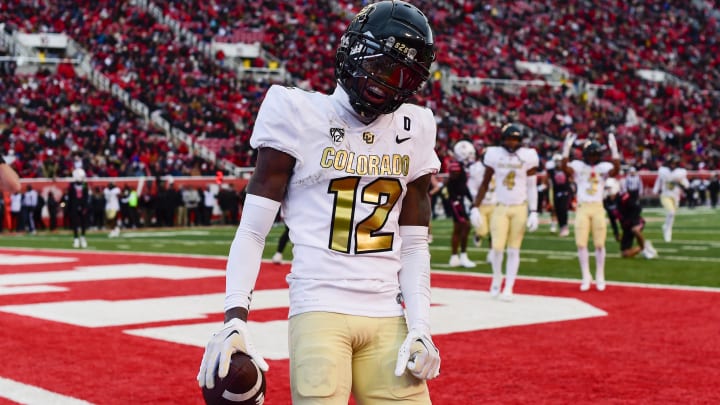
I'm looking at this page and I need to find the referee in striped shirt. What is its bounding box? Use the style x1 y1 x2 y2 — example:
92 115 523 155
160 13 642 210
622 166 643 202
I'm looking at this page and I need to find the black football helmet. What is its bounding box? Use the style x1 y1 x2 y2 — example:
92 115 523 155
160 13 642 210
335 1 435 121
500 123 523 152
666 154 680 168
583 140 603 165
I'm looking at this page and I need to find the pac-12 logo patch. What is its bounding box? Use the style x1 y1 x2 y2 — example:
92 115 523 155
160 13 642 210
330 128 345 144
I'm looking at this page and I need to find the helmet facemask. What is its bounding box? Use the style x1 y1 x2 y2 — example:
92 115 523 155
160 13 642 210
500 124 523 153
337 32 429 119
335 1 434 121
583 141 603 165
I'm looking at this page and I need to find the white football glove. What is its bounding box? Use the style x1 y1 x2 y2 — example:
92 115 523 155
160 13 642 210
608 132 619 159
469 206 483 230
562 133 577 158
526 211 539 232
197 318 269 389
394 329 440 380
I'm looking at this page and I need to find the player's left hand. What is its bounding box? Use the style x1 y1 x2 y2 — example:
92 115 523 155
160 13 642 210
395 329 440 380
526 211 539 232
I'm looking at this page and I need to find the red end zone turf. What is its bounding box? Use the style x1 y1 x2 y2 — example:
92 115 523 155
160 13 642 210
0 249 718 404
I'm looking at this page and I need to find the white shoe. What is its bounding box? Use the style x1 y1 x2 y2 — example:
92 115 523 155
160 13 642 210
489 276 502 298
559 227 570 237
500 287 514 302
550 223 558 233
596 281 606 291
580 278 592 292
662 225 672 242
644 240 657 257
272 252 283 264
109 228 120 238
73 238 80 248
80 237 87 249
459 253 476 268
449 255 461 267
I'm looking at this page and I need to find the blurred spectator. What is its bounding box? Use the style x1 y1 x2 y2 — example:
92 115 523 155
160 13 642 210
182 185 201 226
90 186 106 230
47 191 59 231
202 184 215 225
709 174 719 209
10 191 22 231
22 185 38 234
33 190 45 231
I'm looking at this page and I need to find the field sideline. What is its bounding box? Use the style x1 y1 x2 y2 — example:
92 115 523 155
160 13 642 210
0 207 718 288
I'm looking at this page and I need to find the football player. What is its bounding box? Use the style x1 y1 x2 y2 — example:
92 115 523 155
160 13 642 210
446 140 476 268
560 134 621 291
104 182 121 238
471 124 539 301
545 153 572 236
198 2 441 404
604 178 657 259
652 155 689 242
464 144 496 262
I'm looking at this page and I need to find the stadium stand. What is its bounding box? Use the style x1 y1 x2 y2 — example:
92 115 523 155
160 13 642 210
1 0 719 177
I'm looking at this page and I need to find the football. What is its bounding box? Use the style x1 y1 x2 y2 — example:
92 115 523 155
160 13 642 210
201 352 266 405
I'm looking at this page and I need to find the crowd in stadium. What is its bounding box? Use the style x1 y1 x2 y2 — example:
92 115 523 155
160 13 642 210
1 1 719 180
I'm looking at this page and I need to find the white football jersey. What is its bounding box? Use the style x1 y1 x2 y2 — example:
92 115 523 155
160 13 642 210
483 146 539 205
250 85 440 318
104 187 121 211
568 160 615 203
655 166 689 200
467 160 496 205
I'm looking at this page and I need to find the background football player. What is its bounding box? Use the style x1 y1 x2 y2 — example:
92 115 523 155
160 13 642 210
198 2 441 404
560 134 620 291
604 177 657 259
545 153 572 237
464 142 496 262
446 140 477 268
471 124 539 301
652 155 689 242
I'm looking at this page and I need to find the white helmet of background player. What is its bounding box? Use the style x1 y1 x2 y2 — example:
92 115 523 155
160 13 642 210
453 140 476 164
604 177 620 198
72 168 86 182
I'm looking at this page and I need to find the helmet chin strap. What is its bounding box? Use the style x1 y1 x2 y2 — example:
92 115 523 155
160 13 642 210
352 102 380 124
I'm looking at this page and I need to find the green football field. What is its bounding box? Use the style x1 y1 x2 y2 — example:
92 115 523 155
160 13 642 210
1 207 718 287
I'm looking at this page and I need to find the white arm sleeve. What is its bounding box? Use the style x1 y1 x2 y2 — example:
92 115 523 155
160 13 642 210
224 194 281 312
526 174 538 211
652 176 661 195
398 226 432 335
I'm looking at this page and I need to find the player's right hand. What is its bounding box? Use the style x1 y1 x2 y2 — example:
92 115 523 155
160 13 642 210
197 318 269 389
562 132 577 158
469 206 483 230
395 329 441 380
